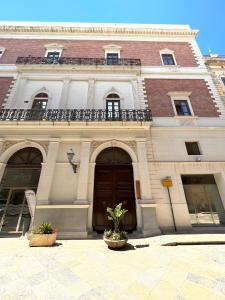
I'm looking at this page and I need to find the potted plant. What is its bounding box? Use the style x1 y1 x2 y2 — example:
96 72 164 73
103 203 128 249
29 223 57 247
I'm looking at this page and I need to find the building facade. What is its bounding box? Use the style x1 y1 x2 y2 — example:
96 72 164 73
204 54 225 108
0 22 225 238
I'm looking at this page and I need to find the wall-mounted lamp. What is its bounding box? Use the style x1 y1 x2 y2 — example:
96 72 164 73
67 148 78 173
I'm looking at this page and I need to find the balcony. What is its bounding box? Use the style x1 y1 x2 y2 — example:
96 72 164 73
16 57 141 66
0 109 152 122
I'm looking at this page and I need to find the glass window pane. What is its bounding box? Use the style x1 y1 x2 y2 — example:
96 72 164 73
107 53 119 65
174 100 191 116
162 54 175 65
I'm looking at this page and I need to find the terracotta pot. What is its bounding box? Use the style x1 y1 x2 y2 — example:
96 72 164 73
29 232 57 247
103 237 128 249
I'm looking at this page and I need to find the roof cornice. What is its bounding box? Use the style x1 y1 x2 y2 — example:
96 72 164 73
0 22 198 38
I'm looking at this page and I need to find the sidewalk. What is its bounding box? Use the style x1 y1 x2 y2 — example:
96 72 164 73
0 234 225 299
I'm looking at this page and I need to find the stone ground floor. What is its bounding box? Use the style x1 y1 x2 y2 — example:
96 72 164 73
1 234 225 300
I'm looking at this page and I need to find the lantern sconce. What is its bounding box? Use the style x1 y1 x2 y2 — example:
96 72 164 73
67 148 78 173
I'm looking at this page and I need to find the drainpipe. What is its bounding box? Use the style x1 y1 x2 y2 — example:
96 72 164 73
161 177 177 232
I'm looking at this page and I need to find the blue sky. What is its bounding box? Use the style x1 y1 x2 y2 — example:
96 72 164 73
0 0 224 55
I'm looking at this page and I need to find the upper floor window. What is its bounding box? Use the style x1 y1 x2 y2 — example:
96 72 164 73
0 47 5 59
162 54 175 65
168 91 194 117
46 51 60 60
221 77 225 86
106 53 119 65
160 49 177 66
174 100 191 116
106 93 120 119
44 44 64 60
32 93 48 110
103 44 122 65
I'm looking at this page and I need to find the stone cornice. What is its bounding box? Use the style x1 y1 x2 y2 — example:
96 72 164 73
0 22 198 38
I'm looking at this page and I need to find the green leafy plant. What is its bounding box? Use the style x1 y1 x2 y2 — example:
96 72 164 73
106 203 128 233
103 203 128 240
103 229 112 238
31 223 55 234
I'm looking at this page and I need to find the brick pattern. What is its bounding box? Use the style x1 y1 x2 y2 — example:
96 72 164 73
0 39 197 67
144 79 220 117
0 77 14 108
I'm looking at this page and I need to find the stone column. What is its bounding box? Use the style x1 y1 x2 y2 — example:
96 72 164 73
76 140 91 203
86 79 95 109
59 79 71 109
36 139 60 205
136 138 160 236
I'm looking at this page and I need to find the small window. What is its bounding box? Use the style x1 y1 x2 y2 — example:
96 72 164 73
106 53 119 65
174 100 192 116
46 51 60 61
162 54 175 65
185 142 201 155
221 77 225 86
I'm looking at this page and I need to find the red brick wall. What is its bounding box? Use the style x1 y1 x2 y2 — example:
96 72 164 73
0 77 13 108
144 79 219 117
0 39 197 67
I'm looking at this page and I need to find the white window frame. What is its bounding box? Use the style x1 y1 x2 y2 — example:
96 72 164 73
44 44 64 58
102 44 122 59
0 47 5 59
160 48 177 66
168 91 194 117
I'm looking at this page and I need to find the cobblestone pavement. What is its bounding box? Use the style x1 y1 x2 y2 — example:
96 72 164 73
1 234 225 300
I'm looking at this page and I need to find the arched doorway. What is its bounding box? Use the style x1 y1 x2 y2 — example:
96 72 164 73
93 147 137 232
0 147 42 233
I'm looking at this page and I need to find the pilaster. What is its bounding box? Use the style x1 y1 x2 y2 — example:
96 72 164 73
36 139 60 205
76 140 91 202
86 79 95 109
59 79 71 109
136 138 152 200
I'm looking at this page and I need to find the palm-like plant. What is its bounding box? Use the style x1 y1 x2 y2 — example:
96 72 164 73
106 203 128 233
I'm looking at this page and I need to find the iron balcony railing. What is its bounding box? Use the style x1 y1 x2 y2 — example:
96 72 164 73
0 109 152 122
16 56 141 66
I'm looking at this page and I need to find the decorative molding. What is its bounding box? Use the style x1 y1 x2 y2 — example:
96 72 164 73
44 43 64 50
0 23 198 38
167 91 192 97
1 141 18 154
123 141 137 153
90 140 137 156
102 44 122 51
0 140 49 156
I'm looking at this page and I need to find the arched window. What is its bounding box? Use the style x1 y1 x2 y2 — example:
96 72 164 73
106 93 120 119
31 93 48 110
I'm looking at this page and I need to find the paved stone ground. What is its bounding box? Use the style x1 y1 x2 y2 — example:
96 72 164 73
1 234 225 300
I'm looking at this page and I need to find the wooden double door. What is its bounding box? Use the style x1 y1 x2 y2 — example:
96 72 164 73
93 164 137 232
